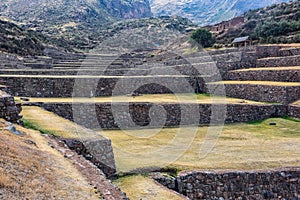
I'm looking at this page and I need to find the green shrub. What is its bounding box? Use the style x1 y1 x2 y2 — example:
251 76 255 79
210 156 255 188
190 28 215 48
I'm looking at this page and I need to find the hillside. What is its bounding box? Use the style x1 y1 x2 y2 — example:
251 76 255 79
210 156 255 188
0 119 101 199
0 18 44 55
0 0 152 50
150 0 292 25
208 0 300 45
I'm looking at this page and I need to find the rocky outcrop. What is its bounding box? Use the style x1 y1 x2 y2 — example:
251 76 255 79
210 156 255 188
150 0 290 25
101 0 152 19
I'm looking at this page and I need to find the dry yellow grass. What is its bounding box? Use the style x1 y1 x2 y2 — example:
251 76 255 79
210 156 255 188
210 81 300 86
0 74 190 78
292 99 300 105
16 94 267 105
114 175 186 200
21 106 100 139
260 43 300 47
99 118 300 173
0 119 100 199
233 66 300 72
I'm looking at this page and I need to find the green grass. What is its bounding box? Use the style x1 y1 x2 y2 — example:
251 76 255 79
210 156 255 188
282 116 300 123
23 119 53 135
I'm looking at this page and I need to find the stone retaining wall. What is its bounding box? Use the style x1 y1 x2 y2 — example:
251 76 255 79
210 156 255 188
210 84 300 105
0 92 22 123
0 51 25 69
153 168 300 200
257 55 300 68
256 46 281 59
279 47 300 57
288 105 300 119
225 69 300 82
1 76 203 97
41 103 287 129
62 137 117 177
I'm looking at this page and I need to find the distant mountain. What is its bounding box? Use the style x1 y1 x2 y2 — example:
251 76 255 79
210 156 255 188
0 0 152 28
150 0 292 25
0 0 152 50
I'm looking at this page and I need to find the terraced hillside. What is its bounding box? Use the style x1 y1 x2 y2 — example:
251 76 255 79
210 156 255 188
1 42 299 199
211 44 300 106
1 43 299 128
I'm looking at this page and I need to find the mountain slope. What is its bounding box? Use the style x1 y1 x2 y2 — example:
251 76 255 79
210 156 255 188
0 18 44 55
208 0 300 45
0 0 152 50
150 0 292 25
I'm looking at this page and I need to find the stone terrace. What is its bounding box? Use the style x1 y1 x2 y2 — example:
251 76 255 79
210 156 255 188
0 45 299 130
208 45 300 105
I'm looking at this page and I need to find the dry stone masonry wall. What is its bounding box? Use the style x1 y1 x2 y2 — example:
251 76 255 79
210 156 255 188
63 137 117 177
41 103 287 129
225 69 300 82
288 105 300 119
0 92 22 123
209 83 300 105
154 168 300 200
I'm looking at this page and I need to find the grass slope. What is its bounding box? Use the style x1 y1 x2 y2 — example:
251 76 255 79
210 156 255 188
0 119 100 199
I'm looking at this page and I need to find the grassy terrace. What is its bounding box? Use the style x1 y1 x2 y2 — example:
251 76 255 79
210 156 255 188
0 74 192 78
232 66 300 72
21 106 101 139
293 99 300 105
210 81 300 86
100 118 300 173
16 94 268 105
114 175 187 200
258 55 300 60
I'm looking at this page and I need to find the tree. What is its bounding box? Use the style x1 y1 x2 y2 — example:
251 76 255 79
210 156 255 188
190 28 215 48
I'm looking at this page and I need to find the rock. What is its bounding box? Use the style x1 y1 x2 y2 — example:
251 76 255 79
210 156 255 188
20 97 30 101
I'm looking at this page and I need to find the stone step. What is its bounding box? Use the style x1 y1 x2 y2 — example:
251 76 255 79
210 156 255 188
207 81 300 104
257 55 300 68
225 66 300 82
